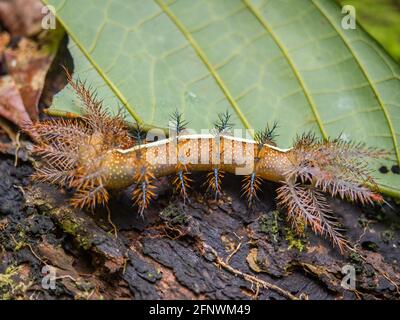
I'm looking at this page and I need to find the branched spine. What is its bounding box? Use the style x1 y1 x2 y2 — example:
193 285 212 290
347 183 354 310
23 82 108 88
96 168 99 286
241 172 263 207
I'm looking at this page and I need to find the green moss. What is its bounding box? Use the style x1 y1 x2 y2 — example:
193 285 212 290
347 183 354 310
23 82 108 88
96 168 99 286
10 226 29 252
160 203 188 225
76 235 92 250
381 229 396 244
59 217 91 250
364 242 379 252
348 251 364 273
0 266 28 300
60 218 79 235
284 228 305 252
259 210 280 242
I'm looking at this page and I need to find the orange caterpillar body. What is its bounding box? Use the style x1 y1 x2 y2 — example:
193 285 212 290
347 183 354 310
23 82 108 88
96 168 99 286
103 135 291 189
27 77 387 253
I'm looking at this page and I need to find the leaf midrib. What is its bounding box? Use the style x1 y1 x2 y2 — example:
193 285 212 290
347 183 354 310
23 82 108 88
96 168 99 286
154 0 252 131
242 0 329 140
43 0 141 124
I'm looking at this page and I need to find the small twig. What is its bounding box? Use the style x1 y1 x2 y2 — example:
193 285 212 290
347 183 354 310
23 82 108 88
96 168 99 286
55 275 77 282
122 259 128 275
14 131 21 167
27 243 48 266
354 220 373 249
106 205 118 238
352 289 363 300
215 256 299 300
0 117 17 142
144 223 187 240
203 243 300 300
10 234 48 266
250 281 260 299
226 242 242 264
13 185 25 196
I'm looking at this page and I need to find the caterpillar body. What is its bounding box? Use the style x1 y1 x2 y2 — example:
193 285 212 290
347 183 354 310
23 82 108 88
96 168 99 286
104 134 291 189
26 76 387 253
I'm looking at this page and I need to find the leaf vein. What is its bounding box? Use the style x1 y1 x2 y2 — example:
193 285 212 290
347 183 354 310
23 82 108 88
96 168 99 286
154 0 252 130
312 0 400 165
47 0 142 124
243 0 328 139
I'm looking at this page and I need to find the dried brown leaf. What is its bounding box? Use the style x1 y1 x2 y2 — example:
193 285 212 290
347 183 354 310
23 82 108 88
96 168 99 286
0 75 32 127
0 0 44 36
4 38 54 121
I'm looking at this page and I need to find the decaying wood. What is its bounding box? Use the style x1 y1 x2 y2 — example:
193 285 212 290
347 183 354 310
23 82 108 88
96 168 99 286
0 156 399 300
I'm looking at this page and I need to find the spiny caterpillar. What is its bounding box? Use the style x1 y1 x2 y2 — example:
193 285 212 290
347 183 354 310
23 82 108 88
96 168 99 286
25 75 388 254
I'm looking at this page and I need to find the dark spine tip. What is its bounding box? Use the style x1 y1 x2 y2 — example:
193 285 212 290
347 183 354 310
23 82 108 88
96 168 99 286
214 110 234 133
170 110 189 135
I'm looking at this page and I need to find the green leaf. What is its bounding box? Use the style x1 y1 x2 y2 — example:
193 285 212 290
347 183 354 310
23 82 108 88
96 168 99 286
44 0 400 198
336 0 400 62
